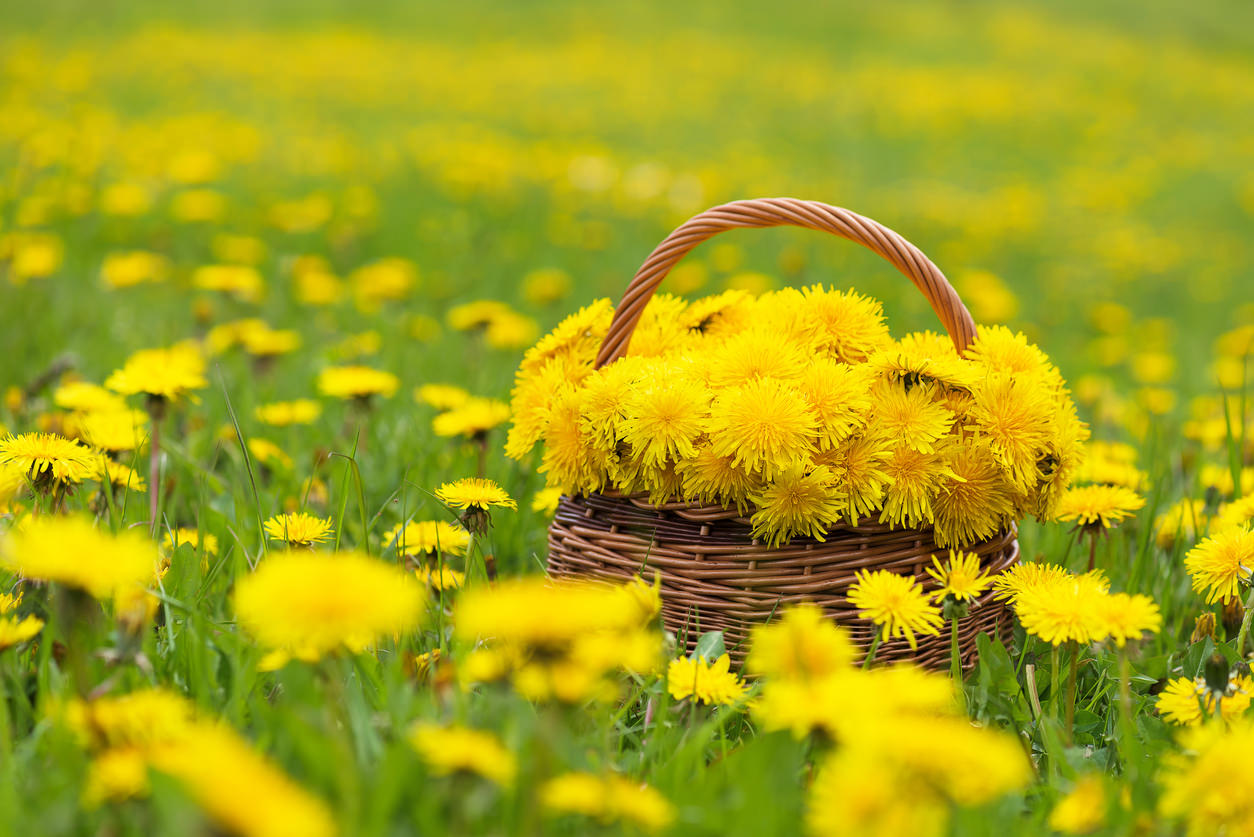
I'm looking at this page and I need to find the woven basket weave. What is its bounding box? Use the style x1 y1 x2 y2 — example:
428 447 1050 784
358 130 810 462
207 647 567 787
546 198 1019 668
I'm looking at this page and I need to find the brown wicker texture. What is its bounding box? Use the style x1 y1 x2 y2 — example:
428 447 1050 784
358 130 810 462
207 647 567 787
550 197 1015 668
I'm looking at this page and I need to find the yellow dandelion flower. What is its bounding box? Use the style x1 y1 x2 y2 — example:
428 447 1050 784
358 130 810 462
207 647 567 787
967 325 1063 387
415 383 471 411
1074 440 1145 490
541 772 675 833
539 386 603 494
870 382 954 454
847 569 943 651
385 520 471 556
749 463 843 546
933 441 1015 548
925 551 991 603
150 722 335 837
53 381 127 413
706 377 818 481
1048 775 1108 835
968 372 1055 492
254 400 322 427
435 478 517 511
68 408 149 452
0 432 98 487
1 516 156 600
621 377 709 470
0 614 43 649
94 459 147 493
247 438 292 470
1153 498 1211 550
676 447 757 513
746 603 855 680
531 486 563 515
517 299 613 377
262 512 333 548
867 331 979 392
667 653 748 705
416 566 464 591
315 365 399 400
349 258 418 308
191 264 264 301
991 561 1074 602
823 432 891 523
240 327 301 357
1183 528 1254 604
456 576 657 646
878 444 949 529
432 397 511 439
234 550 425 661
788 285 891 363
1013 570 1110 645
1215 495 1254 535
521 267 572 305
505 357 583 460
447 299 513 331
706 328 808 388
1056 485 1145 529
105 345 207 402
84 748 150 806
1156 673 1253 726
162 528 219 557
1159 718 1254 837
1096 592 1161 647
798 360 873 449
408 723 516 786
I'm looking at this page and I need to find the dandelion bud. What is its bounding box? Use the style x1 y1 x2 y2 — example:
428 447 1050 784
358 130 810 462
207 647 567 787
1190 612 1216 644
1204 653 1231 697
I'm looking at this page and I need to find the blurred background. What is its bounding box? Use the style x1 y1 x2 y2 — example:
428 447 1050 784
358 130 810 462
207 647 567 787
2 0 1252 435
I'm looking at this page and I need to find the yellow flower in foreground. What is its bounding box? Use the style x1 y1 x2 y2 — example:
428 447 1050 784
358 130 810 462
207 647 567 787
152 723 335 837
254 400 322 427
1184 528 1254 604
106 344 207 402
667 654 748 706
1055 485 1144 530
1 516 156 600
1097 592 1161 647
316 365 399 400
541 772 675 833
408 723 516 786
263 512 333 548
1048 775 1108 835
386 520 471 556
0 614 43 649
847 569 943 651
1156 674 1253 726
747 603 855 680
1159 718 1254 836
925 550 990 603
456 576 657 646
53 381 127 413
0 432 97 487
1013 570 1110 646
234 550 425 662
435 478 517 511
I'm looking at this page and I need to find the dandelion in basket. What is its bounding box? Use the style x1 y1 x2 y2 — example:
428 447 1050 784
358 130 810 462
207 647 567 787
507 287 1086 551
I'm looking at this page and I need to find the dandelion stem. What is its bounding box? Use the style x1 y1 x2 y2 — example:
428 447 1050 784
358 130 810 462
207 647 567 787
949 616 965 713
146 396 166 538
1234 584 1254 661
861 631 882 670
1086 532 1098 573
1064 640 1079 745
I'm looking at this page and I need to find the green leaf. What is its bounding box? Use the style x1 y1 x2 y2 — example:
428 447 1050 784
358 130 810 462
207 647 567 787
691 630 726 663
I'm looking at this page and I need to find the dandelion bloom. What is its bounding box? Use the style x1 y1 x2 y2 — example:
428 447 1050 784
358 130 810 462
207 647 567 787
1159 719 1254 836
1156 674 1253 726
1184 528 1254 604
262 512 334 548
162 528 219 556
925 551 991 603
254 400 321 427
432 398 511 439
746 603 855 680
408 723 516 786
435 478 516 511
1 516 156 601
385 520 471 556
706 378 817 481
1048 775 1108 835
316 365 399 400
667 653 748 705
991 561 1073 603
69 408 149 452
105 344 207 402
847 569 943 651
620 378 708 470
871 382 954 455
541 772 675 833
415 384 470 411
234 550 425 662
53 381 127 412
1055 484 1144 530
1013 570 1110 645
151 722 335 837
1096 592 1161 647
0 432 98 488
749 464 843 547
0 614 43 650
416 566 464 591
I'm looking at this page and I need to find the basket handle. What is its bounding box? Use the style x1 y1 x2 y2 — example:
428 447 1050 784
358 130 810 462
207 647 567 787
594 197 977 368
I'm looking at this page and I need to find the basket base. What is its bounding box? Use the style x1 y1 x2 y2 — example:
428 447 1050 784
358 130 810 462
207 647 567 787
547 493 1019 670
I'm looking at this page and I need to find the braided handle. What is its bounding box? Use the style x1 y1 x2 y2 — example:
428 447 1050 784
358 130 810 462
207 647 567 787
594 197 977 368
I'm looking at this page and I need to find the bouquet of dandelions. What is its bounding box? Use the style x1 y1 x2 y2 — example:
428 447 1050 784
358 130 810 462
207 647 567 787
506 285 1087 549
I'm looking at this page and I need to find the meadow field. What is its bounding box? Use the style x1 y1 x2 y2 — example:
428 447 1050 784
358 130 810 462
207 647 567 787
1 0 1253 834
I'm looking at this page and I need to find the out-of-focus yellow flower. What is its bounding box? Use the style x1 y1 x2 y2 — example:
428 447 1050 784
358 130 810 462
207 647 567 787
211 234 267 265
53 381 127 413
408 723 516 786
955 268 1018 323
192 264 264 302
170 189 226 223
0 516 157 601
234 550 425 662
349 257 417 310
254 400 321 427
1159 719 1254 837
1157 673 1253 726
99 182 153 217
3 231 63 283
101 251 170 288
432 398 510 439
541 772 675 833
106 344 207 403
415 384 471 411
385 520 471 556
1055 485 1144 530
246 438 292 470
1048 775 1108 835
521 267 571 305
316 365 398 400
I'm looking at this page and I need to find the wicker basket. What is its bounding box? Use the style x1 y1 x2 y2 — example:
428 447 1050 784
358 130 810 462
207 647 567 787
546 198 1019 668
